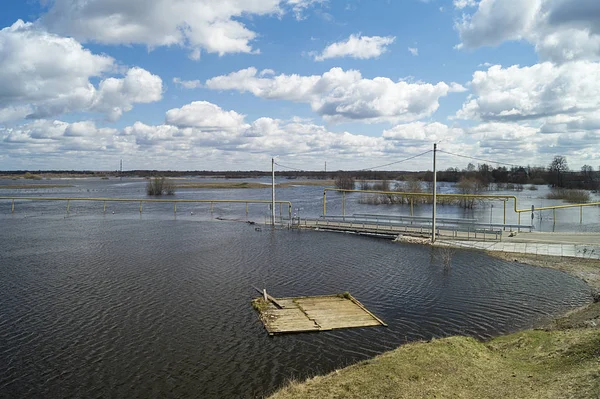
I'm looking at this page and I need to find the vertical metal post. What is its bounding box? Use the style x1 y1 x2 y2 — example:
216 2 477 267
553 208 556 227
174 202 177 214
323 190 327 216
139 201 143 213
12 199 15 213
580 206 582 224
410 197 414 217
431 143 437 243
67 200 70 214
246 202 249 216
503 200 506 229
342 191 346 217
271 158 275 226
103 201 107 213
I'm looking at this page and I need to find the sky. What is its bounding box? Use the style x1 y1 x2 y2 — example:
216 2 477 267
0 0 599 172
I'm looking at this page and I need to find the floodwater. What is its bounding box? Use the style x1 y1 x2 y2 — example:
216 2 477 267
0 178 595 398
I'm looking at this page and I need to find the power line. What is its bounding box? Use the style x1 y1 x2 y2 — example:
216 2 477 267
437 150 521 168
356 150 432 171
273 161 304 171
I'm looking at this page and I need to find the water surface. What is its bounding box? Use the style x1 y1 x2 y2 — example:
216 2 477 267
0 216 591 398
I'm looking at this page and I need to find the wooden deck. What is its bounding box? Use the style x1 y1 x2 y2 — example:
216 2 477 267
253 294 387 335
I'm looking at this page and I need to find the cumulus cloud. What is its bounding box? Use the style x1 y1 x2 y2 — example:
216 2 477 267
165 101 249 131
456 61 600 122
40 0 324 58
383 122 462 142
455 0 600 63
313 34 396 61
0 20 163 122
206 67 465 123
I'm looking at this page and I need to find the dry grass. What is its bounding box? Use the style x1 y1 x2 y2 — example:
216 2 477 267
269 329 600 399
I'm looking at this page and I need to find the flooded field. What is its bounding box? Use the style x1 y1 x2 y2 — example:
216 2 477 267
0 180 593 398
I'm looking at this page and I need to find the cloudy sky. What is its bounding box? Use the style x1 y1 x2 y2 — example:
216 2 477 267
1 0 599 171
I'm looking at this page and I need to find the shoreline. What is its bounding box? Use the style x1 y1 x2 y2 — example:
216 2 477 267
268 246 600 399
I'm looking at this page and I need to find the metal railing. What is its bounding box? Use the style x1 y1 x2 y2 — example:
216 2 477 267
0 196 293 219
323 188 600 226
294 216 504 241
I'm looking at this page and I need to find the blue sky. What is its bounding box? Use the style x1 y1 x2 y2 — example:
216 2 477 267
0 0 599 171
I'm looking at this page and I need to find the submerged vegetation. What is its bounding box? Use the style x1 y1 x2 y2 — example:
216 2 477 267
146 177 176 196
546 188 591 203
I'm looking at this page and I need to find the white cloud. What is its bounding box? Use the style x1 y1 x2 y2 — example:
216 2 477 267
457 61 600 122
40 0 324 58
287 0 328 20
453 0 478 9
313 34 396 61
165 101 249 131
455 0 600 63
408 47 419 56
173 78 202 89
206 67 465 123
383 122 462 142
93 67 163 122
0 20 163 122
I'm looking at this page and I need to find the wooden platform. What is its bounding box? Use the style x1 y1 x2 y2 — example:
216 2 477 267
253 293 387 335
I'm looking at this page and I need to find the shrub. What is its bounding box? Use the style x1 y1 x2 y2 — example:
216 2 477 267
334 173 354 190
146 177 176 196
546 188 590 203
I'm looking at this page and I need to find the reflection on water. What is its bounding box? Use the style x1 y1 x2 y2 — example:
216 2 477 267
0 216 591 398
0 177 598 232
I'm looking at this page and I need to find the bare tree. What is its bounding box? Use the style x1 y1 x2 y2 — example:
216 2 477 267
548 155 568 187
334 173 354 190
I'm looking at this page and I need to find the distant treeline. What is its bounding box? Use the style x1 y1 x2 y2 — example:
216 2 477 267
2 156 598 190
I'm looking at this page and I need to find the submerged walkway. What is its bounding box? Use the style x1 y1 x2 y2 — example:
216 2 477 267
436 232 600 260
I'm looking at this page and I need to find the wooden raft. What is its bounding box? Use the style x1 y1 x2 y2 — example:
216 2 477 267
253 293 387 335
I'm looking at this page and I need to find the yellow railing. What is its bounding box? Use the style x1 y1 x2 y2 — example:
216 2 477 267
0 197 293 219
323 189 600 225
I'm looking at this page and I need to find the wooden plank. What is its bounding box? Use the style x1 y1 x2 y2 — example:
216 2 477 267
253 293 387 334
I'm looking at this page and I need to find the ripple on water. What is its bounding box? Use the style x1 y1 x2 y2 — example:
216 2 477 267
0 219 591 398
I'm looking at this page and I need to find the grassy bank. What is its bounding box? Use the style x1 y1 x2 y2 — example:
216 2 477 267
270 329 600 399
268 254 600 399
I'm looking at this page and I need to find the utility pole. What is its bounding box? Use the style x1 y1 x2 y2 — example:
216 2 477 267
431 143 437 243
271 158 275 226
